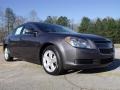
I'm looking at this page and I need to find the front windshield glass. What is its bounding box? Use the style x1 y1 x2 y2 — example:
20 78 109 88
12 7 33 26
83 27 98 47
36 23 76 34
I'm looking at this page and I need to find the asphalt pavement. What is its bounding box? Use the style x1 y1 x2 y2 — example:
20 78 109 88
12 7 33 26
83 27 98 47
0 48 120 90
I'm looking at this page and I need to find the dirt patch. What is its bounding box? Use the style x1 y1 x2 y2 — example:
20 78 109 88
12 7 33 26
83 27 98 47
0 46 3 53
114 44 120 48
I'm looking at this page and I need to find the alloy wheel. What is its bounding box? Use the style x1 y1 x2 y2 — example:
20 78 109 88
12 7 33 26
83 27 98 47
43 50 58 72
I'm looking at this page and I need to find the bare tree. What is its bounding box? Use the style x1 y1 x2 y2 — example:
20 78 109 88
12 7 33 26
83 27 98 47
5 8 16 34
70 19 74 30
0 9 6 42
0 9 5 31
29 10 39 22
15 16 26 27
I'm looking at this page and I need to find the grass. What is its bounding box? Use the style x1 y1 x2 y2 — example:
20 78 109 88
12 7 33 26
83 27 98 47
114 44 120 48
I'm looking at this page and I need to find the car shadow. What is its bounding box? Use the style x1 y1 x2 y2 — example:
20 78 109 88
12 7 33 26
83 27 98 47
8 58 120 75
77 58 120 74
7 58 22 62
62 58 120 75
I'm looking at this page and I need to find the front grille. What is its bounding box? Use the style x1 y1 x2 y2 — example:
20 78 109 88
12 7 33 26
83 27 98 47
94 41 114 54
99 48 113 54
101 58 113 64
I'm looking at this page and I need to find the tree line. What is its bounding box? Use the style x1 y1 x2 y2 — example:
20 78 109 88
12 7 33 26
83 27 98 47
78 17 120 43
0 8 120 43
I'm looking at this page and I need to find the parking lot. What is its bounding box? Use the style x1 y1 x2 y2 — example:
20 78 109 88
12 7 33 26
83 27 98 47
0 48 120 90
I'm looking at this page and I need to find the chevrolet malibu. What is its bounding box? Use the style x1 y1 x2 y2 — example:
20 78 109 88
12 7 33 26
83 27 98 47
3 22 114 75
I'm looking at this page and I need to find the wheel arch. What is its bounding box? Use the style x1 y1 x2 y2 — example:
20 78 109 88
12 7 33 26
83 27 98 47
3 44 7 51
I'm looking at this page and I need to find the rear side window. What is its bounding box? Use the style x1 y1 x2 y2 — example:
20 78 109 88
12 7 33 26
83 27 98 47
14 27 23 35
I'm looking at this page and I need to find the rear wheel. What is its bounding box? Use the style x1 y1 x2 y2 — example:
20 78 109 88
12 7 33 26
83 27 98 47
4 47 13 61
42 46 63 75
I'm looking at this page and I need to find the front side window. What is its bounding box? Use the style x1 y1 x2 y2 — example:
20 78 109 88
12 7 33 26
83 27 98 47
14 27 23 35
22 28 32 35
22 25 34 35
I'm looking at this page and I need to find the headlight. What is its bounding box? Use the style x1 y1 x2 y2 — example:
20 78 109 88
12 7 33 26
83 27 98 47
65 37 91 49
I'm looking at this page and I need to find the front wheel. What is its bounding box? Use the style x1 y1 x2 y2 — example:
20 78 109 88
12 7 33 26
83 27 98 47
4 47 13 61
42 46 63 75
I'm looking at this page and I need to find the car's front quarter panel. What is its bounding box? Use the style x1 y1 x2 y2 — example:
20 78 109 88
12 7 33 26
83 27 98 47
62 39 114 70
39 33 114 70
37 33 77 67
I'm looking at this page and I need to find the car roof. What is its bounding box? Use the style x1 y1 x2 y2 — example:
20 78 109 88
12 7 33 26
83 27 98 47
24 22 59 27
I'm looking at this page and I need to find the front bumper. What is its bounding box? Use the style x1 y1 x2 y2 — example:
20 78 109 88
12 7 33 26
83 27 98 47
63 48 114 70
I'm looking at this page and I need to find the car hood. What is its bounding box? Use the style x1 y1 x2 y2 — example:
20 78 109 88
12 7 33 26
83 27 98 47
77 33 109 41
51 32 110 42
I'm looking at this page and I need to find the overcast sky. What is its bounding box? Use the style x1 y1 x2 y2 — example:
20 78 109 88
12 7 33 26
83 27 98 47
0 0 119 23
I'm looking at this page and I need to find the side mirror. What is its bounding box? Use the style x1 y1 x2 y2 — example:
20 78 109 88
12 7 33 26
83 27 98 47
33 31 38 37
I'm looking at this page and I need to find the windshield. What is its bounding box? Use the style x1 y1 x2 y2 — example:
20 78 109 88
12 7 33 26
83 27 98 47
36 23 76 34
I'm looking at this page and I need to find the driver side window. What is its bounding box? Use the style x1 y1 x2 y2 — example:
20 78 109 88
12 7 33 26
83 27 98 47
22 25 34 35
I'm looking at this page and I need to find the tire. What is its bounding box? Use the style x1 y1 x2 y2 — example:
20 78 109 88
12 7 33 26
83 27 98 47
4 47 13 61
42 45 63 75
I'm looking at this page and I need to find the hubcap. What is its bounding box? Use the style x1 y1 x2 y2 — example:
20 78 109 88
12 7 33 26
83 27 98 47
43 50 57 72
4 48 9 60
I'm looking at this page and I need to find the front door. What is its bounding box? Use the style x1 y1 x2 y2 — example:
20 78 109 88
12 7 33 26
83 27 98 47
20 24 40 63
